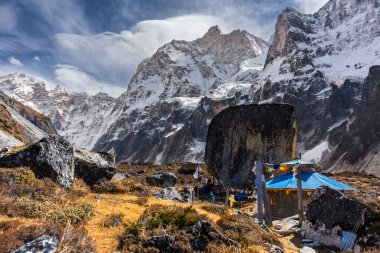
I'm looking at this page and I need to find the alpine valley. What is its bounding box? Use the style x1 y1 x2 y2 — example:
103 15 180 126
0 0 379 176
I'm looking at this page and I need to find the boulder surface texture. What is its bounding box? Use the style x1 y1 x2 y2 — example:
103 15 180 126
0 135 74 187
146 172 177 188
306 186 366 230
74 148 116 185
205 104 297 188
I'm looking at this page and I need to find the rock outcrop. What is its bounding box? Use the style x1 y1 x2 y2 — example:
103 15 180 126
153 187 183 202
74 148 116 185
146 172 177 188
12 235 58 253
205 104 297 188
144 220 240 252
0 135 117 188
0 91 56 148
326 66 380 175
306 186 367 230
0 135 75 187
305 186 380 248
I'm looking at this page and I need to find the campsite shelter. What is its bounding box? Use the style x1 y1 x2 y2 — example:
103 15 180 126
266 171 354 218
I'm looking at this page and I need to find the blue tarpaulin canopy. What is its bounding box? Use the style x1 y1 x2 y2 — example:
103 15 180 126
266 171 355 191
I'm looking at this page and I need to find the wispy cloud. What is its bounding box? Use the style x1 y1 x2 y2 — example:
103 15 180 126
0 3 17 31
54 64 126 97
54 14 229 87
8 56 23 66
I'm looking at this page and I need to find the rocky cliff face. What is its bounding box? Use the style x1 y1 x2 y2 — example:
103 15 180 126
93 26 269 163
326 66 380 175
0 91 56 148
205 104 297 188
252 0 380 171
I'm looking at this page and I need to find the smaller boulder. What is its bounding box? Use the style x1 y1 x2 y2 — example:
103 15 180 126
12 235 58 253
299 246 316 253
178 164 197 175
0 135 74 187
74 148 116 186
146 172 177 187
112 172 126 180
153 187 183 202
145 235 175 252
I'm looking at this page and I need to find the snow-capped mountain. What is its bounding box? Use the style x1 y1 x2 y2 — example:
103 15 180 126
93 26 269 163
0 73 123 149
0 90 56 148
0 0 379 175
253 0 380 170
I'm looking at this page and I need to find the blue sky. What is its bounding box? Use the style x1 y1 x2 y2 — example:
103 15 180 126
0 0 328 96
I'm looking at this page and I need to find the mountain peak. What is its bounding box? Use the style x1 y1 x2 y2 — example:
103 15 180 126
204 25 222 37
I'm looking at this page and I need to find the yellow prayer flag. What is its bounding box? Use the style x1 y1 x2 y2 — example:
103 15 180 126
280 164 288 171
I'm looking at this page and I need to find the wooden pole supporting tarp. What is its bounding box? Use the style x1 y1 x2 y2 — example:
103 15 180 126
262 181 272 227
256 160 264 223
297 167 303 225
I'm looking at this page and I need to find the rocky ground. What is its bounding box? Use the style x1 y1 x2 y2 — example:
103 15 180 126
0 160 379 252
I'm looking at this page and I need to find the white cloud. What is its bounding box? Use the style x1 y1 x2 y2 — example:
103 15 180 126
33 56 40 61
54 64 126 97
8 56 23 66
54 14 267 87
294 0 329 14
0 4 17 31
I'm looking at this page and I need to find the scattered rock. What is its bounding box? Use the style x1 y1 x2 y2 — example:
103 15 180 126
205 104 296 188
112 172 126 180
186 220 240 251
269 244 284 253
146 172 177 187
0 135 74 187
273 215 299 235
178 164 197 175
145 235 176 252
12 235 58 253
153 187 183 202
299 246 316 253
74 148 116 185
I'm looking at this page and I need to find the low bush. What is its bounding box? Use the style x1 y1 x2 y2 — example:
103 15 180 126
216 213 282 250
0 168 94 224
144 205 206 229
92 178 148 195
0 167 36 185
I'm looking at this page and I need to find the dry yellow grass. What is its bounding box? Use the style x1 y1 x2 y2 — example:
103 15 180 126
81 193 223 252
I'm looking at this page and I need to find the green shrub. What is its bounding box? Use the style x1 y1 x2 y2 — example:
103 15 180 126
15 197 94 224
145 206 205 229
0 167 36 185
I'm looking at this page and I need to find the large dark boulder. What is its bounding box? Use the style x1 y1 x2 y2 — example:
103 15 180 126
305 186 380 248
205 104 297 188
146 172 177 188
306 186 366 230
74 149 116 185
0 135 74 187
